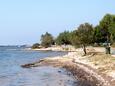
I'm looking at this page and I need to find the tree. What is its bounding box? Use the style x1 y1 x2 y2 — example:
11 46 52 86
97 14 115 54
77 23 94 55
99 14 115 42
41 32 54 48
94 25 107 43
109 23 115 43
99 14 112 43
69 30 80 46
31 43 40 49
56 31 71 45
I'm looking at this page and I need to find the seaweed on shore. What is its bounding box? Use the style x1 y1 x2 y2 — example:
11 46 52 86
21 59 106 86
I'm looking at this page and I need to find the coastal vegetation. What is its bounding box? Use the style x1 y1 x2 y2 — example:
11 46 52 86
31 43 40 49
40 32 54 48
32 13 115 54
73 23 94 55
56 31 71 45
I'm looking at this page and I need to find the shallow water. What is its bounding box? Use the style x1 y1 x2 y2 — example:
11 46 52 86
0 47 77 86
0 66 76 86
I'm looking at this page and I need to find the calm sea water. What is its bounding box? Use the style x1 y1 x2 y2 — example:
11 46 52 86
0 47 76 86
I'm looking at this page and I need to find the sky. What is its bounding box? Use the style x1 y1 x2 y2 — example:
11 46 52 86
0 0 115 45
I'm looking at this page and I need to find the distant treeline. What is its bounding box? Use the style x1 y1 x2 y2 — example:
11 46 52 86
32 14 115 54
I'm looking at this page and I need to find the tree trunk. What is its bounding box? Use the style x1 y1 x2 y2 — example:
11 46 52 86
83 44 86 55
105 43 111 54
105 35 111 54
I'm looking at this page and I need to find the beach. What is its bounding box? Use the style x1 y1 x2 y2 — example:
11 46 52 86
22 46 115 86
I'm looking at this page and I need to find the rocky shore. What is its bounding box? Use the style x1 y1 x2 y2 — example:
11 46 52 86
22 47 115 86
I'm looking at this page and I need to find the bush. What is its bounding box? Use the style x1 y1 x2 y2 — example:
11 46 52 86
41 32 54 48
31 43 40 49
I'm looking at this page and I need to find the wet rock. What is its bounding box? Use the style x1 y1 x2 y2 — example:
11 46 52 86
58 70 62 73
21 63 35 68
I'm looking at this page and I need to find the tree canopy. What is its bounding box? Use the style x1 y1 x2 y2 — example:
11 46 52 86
77 23 94 45
41 32 54 48
31 43 40 49
94 14 115 43
33 13 115 54
56 31 71 45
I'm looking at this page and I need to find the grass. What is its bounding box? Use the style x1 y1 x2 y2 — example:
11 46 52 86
85 52 115 73
111 43 115 48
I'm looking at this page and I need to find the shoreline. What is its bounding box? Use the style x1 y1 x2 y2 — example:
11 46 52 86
22 47 115 86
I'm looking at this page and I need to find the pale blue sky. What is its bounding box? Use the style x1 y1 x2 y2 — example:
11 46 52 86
0 0 115 45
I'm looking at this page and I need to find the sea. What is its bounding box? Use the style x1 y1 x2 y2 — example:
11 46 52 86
0 46 77 86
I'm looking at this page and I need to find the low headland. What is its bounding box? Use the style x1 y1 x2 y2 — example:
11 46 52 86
22 46 115 86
